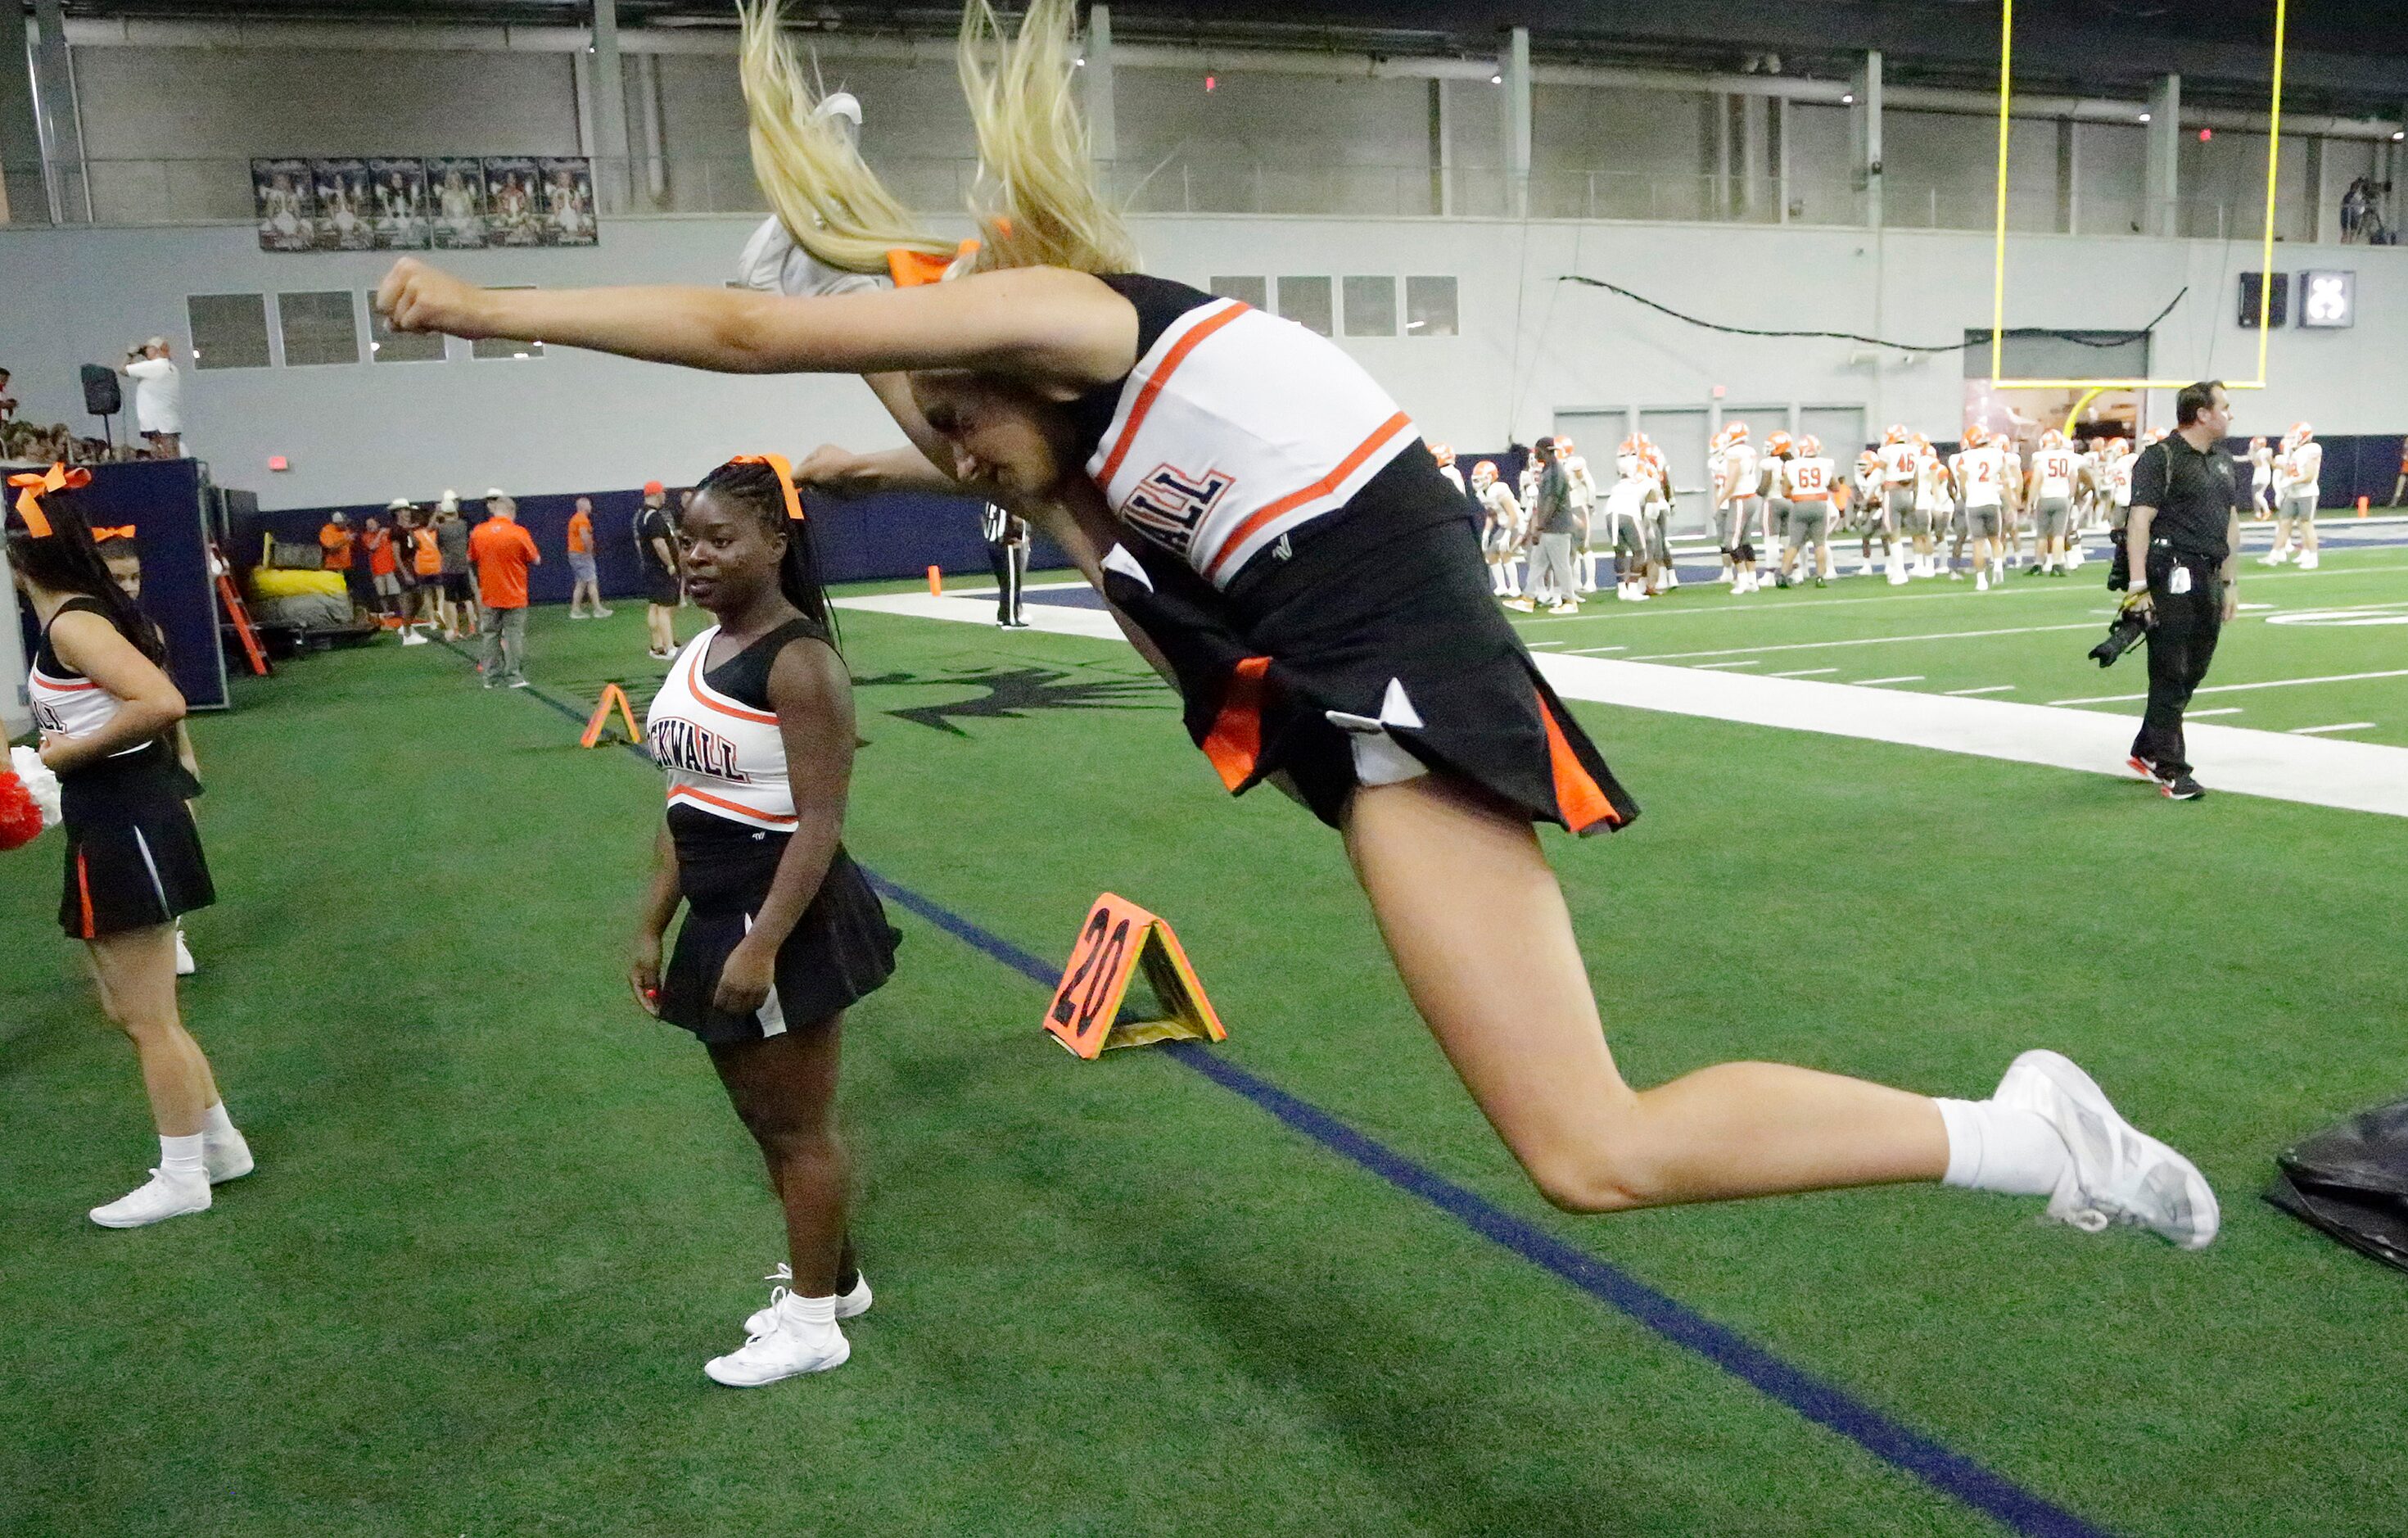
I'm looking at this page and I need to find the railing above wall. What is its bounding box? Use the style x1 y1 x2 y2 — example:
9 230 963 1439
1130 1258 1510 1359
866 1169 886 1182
2 152 2396 248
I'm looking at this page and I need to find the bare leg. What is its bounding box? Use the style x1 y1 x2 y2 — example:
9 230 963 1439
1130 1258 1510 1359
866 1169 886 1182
1342 776 1945 1212
87 925 218 1138
709 1016 850 1296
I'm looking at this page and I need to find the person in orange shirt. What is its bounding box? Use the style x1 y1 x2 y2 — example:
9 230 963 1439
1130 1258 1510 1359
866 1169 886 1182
467 488 541 689
318 512 359 616
401 501 442 644
361 513 403 625
566 495 611 619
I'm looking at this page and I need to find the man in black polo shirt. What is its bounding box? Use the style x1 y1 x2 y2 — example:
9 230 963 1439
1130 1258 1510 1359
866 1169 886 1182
2124 381 2240 800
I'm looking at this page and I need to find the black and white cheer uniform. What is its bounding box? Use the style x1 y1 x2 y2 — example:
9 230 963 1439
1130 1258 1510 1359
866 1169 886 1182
28 597 212 939
644 617 898 1043
1070 274 1640 835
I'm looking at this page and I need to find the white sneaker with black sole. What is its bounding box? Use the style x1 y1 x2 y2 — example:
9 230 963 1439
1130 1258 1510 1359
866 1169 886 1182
747 1264 871 1335
89 1168 211 1228
1992 1049 2219 1249
707 1291 850 1386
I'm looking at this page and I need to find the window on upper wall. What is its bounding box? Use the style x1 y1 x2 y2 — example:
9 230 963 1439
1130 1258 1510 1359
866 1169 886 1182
368 292 445 364
1405 276 1458 337
278 291 361 367
1343 276 1398 337
472 289 544 360
1210 275 1268 308
1276 276 1333 337
185 294 272 371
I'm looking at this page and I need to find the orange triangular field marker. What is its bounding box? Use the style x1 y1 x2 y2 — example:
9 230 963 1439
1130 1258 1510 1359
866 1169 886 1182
1042 893 1227 1059
581 683 643 749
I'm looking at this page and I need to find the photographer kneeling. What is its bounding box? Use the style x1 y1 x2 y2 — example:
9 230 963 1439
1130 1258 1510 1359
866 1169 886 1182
2122 381 2239 802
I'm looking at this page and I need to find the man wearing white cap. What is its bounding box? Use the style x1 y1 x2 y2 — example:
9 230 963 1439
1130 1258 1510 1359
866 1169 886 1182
468 489 540 689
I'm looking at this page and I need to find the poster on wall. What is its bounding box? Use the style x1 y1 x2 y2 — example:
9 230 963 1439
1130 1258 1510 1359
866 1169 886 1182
482 156 544 247
310 159 376 251
251 158 317 251
537 156 598 247
429 156 488 249
368 158 431 250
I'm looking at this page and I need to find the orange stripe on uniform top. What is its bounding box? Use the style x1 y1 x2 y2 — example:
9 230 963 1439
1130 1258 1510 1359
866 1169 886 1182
729 454 805 522
1202 413 1412 581
1093 302 1249 490
886 239 982 288
1536 689 1624 835
1200 655 1271 791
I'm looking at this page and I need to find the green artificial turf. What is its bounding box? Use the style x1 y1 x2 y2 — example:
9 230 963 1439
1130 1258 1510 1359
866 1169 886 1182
3 559 2405 1537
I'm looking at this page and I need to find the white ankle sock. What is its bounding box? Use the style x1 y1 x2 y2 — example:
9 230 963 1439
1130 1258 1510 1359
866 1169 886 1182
201 1101 237 1141
160 1132 207 1181
779 1291 838 1328
1933 1097 2069 1197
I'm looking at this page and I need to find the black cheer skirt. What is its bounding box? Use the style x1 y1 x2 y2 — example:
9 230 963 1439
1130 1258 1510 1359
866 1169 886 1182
57 746 213 940
1097 454 1641 835
660 821 900 1045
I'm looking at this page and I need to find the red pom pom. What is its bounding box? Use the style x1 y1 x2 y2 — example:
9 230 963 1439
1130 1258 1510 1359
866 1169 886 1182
0 769 43 853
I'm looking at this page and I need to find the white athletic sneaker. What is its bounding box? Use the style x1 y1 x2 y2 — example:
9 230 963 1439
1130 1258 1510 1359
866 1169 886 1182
174 928 196 976
1664 571 1680 589
1975 572 1989 591
400 629 429 646
1547 599 1580 614
204 1130 254 1185
747 1264 873 1335
1502 596 1536 613
2257 552 2285 567
90 1168 210 1228
1887 568 1909 586
707 1291 851 1386
2298 550 2320 570
1993 1049 2219 1250
1858 562 1877 577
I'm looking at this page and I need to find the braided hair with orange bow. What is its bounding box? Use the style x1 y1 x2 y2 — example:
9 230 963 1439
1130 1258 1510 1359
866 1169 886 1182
698 452 839 646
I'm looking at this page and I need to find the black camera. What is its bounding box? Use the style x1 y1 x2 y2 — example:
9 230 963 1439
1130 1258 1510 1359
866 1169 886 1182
2089 601 2151 667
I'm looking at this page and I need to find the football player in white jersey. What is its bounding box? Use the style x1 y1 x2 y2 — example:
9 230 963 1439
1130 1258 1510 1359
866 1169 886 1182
1954 426 2010 590
2103 437 2137 590
1759 432 1794 588
1430 442 1466 498
1706 430 1731 584
1606 437 1656 601
1876 424 1920 578
1779 435 1839 589
1913 437 1951 578
1642 440 1678 593
1718 424 1762 592
1558 436 1602 595
2265 422 2323 568
2026 429 2080 577
1851 448 1899 581
2245 435 2275 520
1473 459 1525 599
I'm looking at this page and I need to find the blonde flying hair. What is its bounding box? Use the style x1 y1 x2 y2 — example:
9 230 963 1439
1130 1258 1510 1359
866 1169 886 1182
738 0 1136 279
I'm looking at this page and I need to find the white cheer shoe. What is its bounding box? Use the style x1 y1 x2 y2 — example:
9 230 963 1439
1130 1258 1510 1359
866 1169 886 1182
1993 1049 2219 1250
746 1264 873 1337
90 1168 210 1228
707 1291 851 1387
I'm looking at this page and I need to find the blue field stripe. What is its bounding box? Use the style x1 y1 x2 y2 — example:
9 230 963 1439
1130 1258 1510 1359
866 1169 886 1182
859 870 2113 1538
463 640 2112 1538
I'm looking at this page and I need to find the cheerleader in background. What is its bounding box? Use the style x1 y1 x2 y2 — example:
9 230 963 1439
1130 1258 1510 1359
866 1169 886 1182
7 467 250 1228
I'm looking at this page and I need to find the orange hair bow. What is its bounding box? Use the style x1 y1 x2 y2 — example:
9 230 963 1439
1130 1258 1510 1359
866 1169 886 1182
730 454 805 522
92 526 138 544
886 239 983 289
7 464 92 540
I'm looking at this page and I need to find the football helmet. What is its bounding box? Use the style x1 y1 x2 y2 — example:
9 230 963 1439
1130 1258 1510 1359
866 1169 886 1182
1471 460 1498 487
1766 431 1793 457
1430 442 1455 466
1797 434 1822 458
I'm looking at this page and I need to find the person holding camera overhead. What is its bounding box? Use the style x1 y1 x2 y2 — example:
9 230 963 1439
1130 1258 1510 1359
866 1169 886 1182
2122 382 2239 803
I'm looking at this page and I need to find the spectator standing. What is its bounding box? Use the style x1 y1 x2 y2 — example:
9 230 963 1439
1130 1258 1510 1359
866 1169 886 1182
567 495 610 618
0 366 16 423
123 339 183 458
468 490 540 690
319 511 360 617
635 480 681 660
434 492 473 640
361 513 403 626
2391 440 2407 508
403 503 441 642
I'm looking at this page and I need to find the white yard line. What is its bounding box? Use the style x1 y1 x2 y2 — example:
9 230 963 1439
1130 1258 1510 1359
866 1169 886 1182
2049 668 2408 706
1633 622 2099 661
1692 659 1762 669
2291 722 2378 735
2189 708 2245 717
838 589 2408 819
1854 676 1926 686
1769 667 1838 677
1569 645 1628 654
1944 685 2017 696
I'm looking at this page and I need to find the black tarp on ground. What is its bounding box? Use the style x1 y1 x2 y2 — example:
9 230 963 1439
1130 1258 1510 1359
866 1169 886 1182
2266 1097 2408 1273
